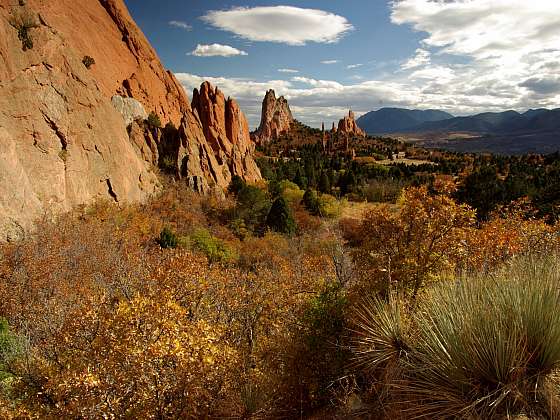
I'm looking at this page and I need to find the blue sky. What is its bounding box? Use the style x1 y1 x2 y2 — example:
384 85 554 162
125 0 560 128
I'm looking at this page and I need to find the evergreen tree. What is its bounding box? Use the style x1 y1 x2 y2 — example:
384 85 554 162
266 196 297 235
318 172 331 194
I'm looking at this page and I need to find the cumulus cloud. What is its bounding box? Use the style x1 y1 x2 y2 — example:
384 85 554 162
169 20 192 30
347 64 363 69
201 6 353 46
176 72 422 128
401 48 430 70
278 68 299 74
520 77 560 95
389 0 560 113
177 1 560 128
391 0 560 60
189 43 248 57
321 60 339 65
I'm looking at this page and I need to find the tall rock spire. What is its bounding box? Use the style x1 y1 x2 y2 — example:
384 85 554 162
252 90 294 144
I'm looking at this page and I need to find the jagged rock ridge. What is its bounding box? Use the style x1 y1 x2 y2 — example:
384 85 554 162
0 0 260 241
337 110 366 137
253 89 293 144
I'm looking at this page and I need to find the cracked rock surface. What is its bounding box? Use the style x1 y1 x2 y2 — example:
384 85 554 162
0 0 161 241
0 0 262 241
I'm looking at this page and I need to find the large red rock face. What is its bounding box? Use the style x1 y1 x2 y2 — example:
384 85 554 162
253 89 293 144
337 110 366 137
0 0 260 241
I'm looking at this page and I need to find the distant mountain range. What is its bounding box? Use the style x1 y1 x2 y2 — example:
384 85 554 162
357 108 560 135
356 108 454 133
356 108 560 155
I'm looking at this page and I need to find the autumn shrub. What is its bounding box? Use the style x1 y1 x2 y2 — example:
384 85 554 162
190 228 237 264
350 186 475 300
460 209 560 273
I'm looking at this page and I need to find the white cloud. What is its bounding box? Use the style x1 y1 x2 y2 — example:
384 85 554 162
169 20 192 31
389 0 560 111
176 1 560 128
401 48 430 70
347 64 363 69
321 60 339 65
201 6 353 46
278 68 299 74
189 43 248 57
175 72 420 128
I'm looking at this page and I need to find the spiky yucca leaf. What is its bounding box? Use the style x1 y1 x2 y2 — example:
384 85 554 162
402 255 560 419
351 295 410 372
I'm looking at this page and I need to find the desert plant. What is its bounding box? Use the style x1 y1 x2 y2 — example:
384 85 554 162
146 112 162 129
406 256 560 418
157 226 178 249
10 9 39 51
350 255 560 418
351 296 410 374
82 55 95 69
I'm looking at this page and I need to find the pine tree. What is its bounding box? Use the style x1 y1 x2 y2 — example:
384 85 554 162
266 196 297 235
318 172 331 194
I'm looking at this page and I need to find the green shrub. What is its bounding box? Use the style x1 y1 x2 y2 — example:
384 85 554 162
146 112 162 129
10 9 38 51
82 55 95 69
302 189 320 215
234 184 271 234
0 318 23 382
266 196 296 235
157 227 178 249
279 180 304 204
228 175 246 195
318 194 344 218
159 156 176 174
190 228 237 264
294 283 349 408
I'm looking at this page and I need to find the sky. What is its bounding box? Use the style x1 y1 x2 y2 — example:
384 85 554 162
125 0 560 128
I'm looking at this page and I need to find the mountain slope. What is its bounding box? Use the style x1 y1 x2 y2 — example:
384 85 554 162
357 108 454 134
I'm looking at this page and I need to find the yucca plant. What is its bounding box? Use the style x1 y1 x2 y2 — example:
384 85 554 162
402 255 560 419
351 295 410 373
351 255 560 419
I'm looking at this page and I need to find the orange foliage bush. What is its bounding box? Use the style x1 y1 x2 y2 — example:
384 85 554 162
0 182 341 418
350 186 475 299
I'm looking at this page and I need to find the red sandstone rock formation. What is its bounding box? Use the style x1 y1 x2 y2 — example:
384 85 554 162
337 110 366 137
253 90 293 144
0 0 260 240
